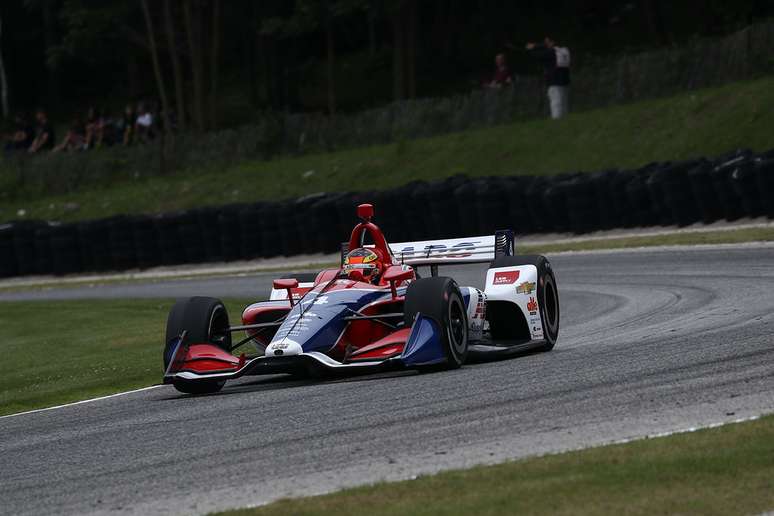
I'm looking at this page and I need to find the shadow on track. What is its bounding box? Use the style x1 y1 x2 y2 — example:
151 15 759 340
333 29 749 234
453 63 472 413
158 346 552 401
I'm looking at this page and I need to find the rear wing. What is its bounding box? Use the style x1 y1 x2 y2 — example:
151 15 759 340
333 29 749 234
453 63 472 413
341 230 515 267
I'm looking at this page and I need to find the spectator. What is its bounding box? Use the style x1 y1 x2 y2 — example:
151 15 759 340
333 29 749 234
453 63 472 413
52 116 86 152
121 104 136 145
485 53 512 89
3 114 34 154
100 111 123 147
134 102 155 143
27 109 56 153
84 106 106 150
526 37 571 119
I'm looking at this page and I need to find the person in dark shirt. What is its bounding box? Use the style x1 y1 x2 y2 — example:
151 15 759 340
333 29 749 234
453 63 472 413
526 37 571 119
4 114 34 154
84 106 106 150
122 104 136 145
28 110 55 153
486 53 512 89
53 116 86 152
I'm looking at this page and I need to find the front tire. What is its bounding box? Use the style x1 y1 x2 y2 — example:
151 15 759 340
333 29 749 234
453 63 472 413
404 277 469 368
489 255 560 351
164 296 232 394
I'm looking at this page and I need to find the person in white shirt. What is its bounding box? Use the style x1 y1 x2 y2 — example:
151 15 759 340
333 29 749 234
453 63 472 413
134 103 155 142
526 37 571 119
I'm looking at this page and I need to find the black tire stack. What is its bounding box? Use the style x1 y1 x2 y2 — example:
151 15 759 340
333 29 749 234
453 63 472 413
50 223 82 275
217 204 244 261
0 223 18 278
1 146 773 279
133 215 162 269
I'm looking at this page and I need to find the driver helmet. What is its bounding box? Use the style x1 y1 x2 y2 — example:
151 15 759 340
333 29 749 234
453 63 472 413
343 247 384 283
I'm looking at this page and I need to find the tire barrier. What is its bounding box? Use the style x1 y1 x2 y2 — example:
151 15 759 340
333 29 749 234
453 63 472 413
756 159 774 217
216 204 244 261
1 147 772 278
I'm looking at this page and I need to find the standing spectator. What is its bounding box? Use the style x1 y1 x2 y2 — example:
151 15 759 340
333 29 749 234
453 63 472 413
485 53 512 89
134 102 155 143
52 116 86 152
27 109 56 153
3 114 34 154
526 37 571 119
121 104 136 145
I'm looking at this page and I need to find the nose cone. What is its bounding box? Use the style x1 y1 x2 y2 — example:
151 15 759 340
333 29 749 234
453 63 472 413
265 339 303 357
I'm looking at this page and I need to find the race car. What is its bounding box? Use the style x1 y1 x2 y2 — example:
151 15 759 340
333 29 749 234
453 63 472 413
163 203 560 394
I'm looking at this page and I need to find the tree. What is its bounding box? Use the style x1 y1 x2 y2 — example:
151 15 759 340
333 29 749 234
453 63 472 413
388 0 417 100
164 0 186 129
209 0 221 127
180 0 222 131
139 0 172 174
0 12 9 118
261 0 368 115
182 0 205 130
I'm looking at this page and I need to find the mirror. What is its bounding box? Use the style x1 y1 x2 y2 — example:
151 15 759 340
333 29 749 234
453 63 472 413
382 266 413 283
273 278 299 290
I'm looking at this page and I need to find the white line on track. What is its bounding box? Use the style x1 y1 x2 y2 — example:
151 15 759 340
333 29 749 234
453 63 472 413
583 414 763 449
0 385 162 420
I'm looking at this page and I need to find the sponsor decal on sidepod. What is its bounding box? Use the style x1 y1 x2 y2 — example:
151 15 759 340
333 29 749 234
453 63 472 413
493 271 520 285
527 297 538 315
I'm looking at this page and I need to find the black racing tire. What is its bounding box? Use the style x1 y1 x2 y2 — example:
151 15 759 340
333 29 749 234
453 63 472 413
404 277 468 369
164 296 232 394
489 255 560 351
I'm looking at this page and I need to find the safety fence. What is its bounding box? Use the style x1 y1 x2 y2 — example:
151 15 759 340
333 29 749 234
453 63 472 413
1 147 773 278
5 21 774 199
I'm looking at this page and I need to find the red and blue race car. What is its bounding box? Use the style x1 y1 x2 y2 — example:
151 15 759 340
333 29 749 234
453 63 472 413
163 204 560 394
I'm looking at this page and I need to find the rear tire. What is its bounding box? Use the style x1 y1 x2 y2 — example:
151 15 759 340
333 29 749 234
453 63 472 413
404 277 468 368
489 255 560 351
164 296 232 394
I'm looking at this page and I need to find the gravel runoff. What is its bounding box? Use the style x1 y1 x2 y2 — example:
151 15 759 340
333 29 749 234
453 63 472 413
0 245 773 515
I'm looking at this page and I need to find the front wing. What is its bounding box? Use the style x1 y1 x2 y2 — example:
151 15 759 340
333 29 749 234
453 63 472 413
163 314 446 384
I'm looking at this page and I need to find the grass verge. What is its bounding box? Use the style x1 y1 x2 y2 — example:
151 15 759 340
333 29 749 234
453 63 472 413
0 298 250 416
520 226 774 254
215 414 774 516
2 76 774 223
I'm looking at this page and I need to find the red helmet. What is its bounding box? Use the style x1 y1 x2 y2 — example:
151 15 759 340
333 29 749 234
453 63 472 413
343 247 384 283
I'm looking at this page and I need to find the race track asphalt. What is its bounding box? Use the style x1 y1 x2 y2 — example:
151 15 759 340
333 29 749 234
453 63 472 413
1 245 773 515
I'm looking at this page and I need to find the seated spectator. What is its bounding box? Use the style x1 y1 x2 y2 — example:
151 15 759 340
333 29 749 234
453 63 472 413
122 104 136 145
485 53 512 89
84 106 106 150
134 103 155 143
52 117 86 153
3 114 34 154
27 110 56 153
100 111 122 147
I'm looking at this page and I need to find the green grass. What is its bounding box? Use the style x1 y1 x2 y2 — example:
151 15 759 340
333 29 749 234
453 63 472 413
520 227 774 254
3 76 774 223
216 414 774 516
0 298 250 416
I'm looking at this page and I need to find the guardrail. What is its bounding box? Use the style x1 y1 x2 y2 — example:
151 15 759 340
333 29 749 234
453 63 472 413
0 147 772 278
